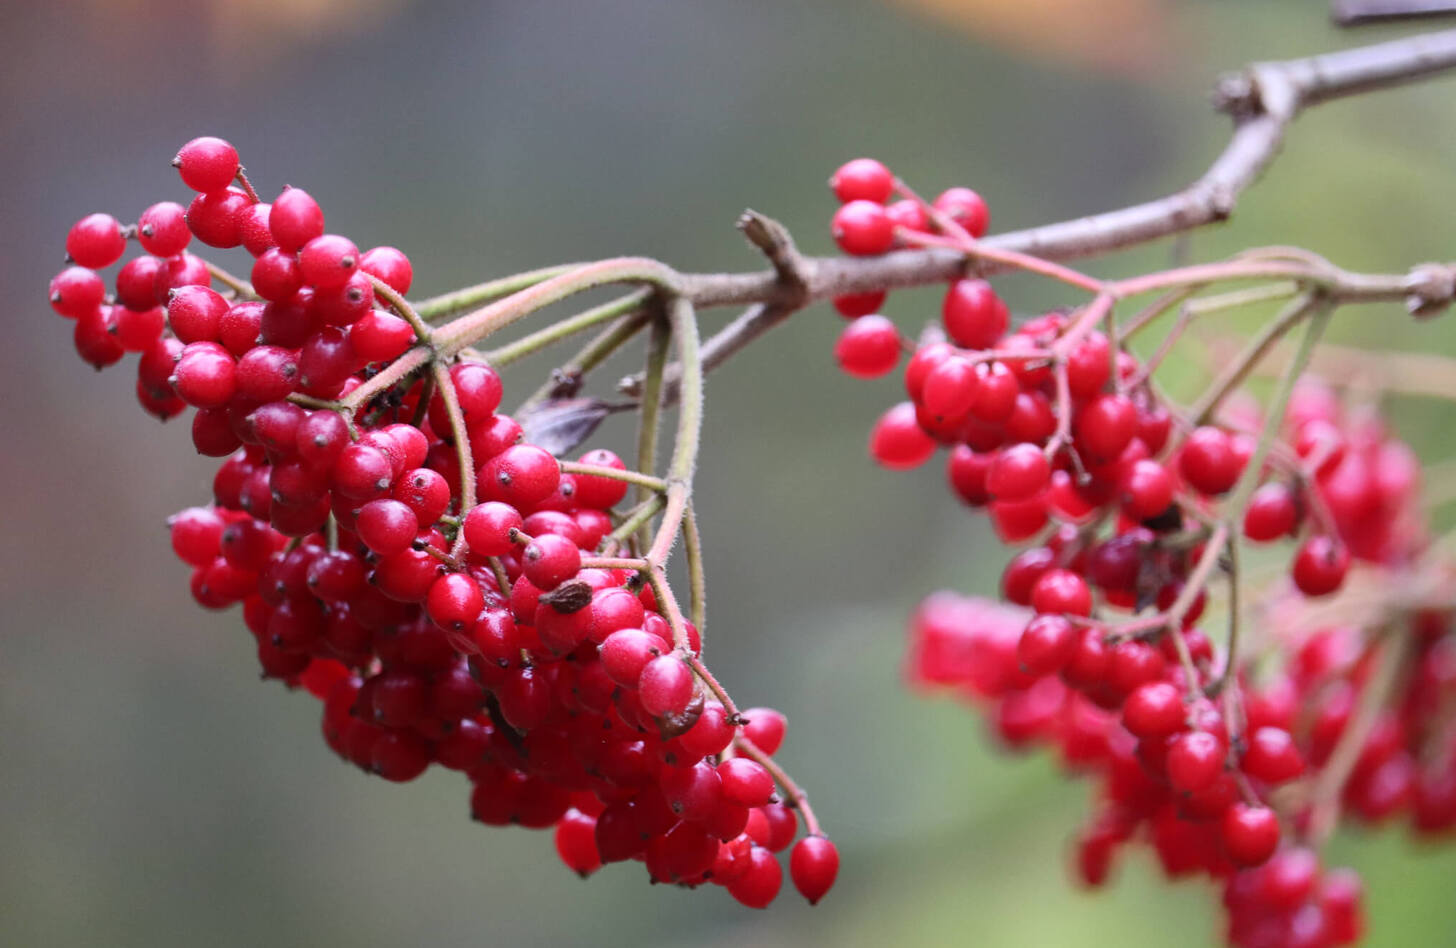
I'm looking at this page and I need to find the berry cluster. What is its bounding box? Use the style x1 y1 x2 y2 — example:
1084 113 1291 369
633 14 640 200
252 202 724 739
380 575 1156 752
828 158 1454 946
47 137 837 909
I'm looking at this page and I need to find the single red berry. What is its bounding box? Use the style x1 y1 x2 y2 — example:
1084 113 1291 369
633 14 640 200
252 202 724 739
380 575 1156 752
66 213 127 268
269 187 325 252
830 158 894 204
298 234 360 289
1223 804 1280 867
920 356 979 420
173 136 240 193
238 202 276 256
186 188 249 248
832 290 886 318
50 266 106 317
741 707 787 755
355 499 420 556
554 809 602 877
1179 426 1241 495
834 315 902 378
482 444 561 508
638 655 695 717
1017 614 1077 676
426 572 485 632
1291 536 1350 597
987 442 1051 502
932 187 990 237
942 279 1008 350
1244 482 1299 541
1241 726 1305 784
137 202 192 257
1166 730 1227 792
462 501 524 556
1122 682 1184 738
359 246 413 294
1121 458 1174 519
522 533 582 590
789 836 839 905
831 200 895 256
351 308 414 363
1075 393 1137 463
727 845 783 909
868 402 935 469
718 758 775 808
1030 568 1092 617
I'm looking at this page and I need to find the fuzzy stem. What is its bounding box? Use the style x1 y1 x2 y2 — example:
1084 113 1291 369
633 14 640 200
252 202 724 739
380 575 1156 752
480 289 651 368
414 265 579 322
733 734 824 837
557 460 666 493
430 258 679 359
430 360 477 558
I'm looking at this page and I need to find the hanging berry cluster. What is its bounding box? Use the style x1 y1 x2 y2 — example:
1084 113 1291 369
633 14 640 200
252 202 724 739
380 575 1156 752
827 157 1456 947
47 137 840 909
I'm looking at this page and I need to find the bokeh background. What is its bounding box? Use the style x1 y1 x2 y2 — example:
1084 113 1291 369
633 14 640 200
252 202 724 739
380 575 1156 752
5 1 1456 945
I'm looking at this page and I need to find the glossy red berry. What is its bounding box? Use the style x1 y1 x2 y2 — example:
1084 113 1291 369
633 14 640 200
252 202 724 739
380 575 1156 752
522 534 582 590
932 187 990 237
834 315 902 378
137 202 191 257
869 402 936 469
1243 481 1299 541
1180 426 1241 495
942 279 1008 350
638 655 695 717
1223 804 1280 867
831 200 895 256
790 836 839 905
1122 682 1185 739
987 442 1050 502
298 234 360 289
269 187 325 252
830 158 894 204
173 136 240 193
66 213 126 268
1291 536 1350 597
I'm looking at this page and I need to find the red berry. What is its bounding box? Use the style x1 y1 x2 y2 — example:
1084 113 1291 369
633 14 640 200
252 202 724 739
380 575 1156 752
1243 481 1299 541
1121 458 1174 519
932 187 990 238
830 158 894 204
942 279 1008 350
832 290 886 318
269 187 325 252
727 845 782 908
522 533 582 590
1291 536 1350 597
868 402 936 469
1222 804 1280 867
50 266 106 317
359 246 413 294
1017 614 1077 676
790 836 839 905
66 213 126 268
1179 426 1241 495
1165 730 1227 792
834 315 902 378
638 655 695 717
1241 726 1305 784
831 200 895 256
137 202 191 257
355 499 420 555
1075 394 1137 463
298 234 360 289
987 442 1050 502
1122 682 1184 738
1030 568 1092 617
173 136 240 193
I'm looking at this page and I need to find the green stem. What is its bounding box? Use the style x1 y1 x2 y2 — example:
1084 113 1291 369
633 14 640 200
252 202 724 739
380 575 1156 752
521 308 654 410
558 460 666 493
601 495 665 553
1187 291 1321 427
480 289 652 368
683 504 706 635
340 346 434 412
431 360 477 558
635 313 671 553
430 258 679 359
414 265 580 322
646 296 705 566
1223 299 1334 517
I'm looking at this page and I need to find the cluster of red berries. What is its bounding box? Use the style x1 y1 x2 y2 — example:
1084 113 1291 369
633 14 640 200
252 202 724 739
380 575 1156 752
47 137 838 909
828 157 1453 946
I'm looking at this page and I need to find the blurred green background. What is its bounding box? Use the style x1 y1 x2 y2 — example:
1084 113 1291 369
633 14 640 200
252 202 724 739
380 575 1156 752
4 1 1456 945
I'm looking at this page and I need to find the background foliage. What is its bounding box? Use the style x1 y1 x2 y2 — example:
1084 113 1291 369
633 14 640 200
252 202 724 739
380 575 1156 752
3 1 1455 944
